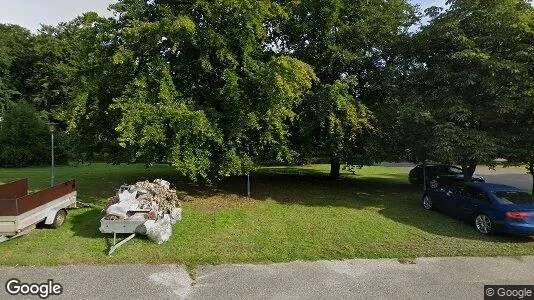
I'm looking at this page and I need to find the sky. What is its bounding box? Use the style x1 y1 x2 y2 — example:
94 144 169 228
0 0 447 32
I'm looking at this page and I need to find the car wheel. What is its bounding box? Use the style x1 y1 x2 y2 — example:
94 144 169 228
50 209 67 229
429 179 439 189
475 214 494 235
422 195 433 210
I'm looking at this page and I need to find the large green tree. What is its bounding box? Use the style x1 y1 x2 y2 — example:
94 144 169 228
0 102 50 167
409 0 534 179
48 13 138 162
494 0 534 192
65 0 317 180
0 24 34 112
275 0 417 177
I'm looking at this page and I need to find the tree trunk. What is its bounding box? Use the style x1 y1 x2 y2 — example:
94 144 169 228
529 162 534 194
330 159 341 179
461 162 477 182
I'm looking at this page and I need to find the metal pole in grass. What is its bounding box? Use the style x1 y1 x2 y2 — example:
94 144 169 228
50 123 55 187
423 159 426 192
247 172 250 197
246 145 251 198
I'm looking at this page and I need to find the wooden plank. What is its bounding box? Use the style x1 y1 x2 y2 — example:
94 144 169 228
16 180 76 216
0 179 27 199
0 200 17 217
0 179 27 216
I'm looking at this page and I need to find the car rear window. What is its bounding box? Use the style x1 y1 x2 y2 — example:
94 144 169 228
492 191 534 205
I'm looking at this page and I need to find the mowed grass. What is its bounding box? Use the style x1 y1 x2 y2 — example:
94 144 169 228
0 163 533 268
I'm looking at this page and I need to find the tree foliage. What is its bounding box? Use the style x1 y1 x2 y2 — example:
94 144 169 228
276 0 418 177
0 102 50 167
0 24 33 111
2 0 533 186
406 0 534 178
63 0 317 180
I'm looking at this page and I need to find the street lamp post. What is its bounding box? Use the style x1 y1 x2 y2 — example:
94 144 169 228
50 123 55 187
247 172 250 198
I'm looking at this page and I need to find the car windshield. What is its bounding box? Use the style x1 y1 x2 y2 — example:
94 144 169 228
492 191 534 205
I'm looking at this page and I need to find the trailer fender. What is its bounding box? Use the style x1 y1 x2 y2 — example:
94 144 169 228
44 209 63 225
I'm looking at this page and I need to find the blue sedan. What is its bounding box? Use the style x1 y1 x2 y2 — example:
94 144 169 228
422 183 534 236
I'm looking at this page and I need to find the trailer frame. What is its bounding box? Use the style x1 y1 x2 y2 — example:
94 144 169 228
0 179 76 242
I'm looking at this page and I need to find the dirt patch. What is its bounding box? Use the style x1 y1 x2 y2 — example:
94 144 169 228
397 258 416 265
183 194 265 211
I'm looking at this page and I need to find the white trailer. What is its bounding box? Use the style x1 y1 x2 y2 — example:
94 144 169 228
0 179 76 243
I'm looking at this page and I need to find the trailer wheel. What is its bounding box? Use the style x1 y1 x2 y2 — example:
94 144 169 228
50 209 67 229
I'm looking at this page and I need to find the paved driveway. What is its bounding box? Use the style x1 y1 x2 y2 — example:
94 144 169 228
475 166 532 192
382 163 533 192
1 257 533 300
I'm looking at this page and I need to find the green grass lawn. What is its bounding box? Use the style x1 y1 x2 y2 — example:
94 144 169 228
0 163 533 268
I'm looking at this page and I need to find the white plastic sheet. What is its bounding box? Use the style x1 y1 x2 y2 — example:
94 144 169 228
106 190 144 219
170 207 182 225
144 214 172 244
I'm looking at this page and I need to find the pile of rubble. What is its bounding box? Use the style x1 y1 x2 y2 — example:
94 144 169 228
103 179 182 244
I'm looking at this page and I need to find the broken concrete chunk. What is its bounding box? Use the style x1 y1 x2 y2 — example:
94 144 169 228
154 179 171 189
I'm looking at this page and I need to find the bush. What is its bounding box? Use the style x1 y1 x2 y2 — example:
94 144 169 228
0 102 51 167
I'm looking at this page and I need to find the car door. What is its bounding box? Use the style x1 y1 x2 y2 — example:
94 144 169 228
455 186 490 221
436 187 460 216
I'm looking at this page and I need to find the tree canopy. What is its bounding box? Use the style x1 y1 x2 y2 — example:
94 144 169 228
1 0 534 187
65 0 317 180
404 0 534 179
277 0 418 177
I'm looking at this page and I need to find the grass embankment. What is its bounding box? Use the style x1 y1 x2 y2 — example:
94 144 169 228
0 163 532 268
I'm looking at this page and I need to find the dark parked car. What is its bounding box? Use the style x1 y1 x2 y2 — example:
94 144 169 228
422 183 534 235
409 164 485 189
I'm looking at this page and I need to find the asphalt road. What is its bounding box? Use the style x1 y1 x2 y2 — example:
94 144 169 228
475 167 532 192
382 163 533 192
1 257 533 300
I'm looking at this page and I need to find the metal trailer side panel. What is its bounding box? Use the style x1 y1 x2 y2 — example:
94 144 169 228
100 217 146 234
0 179 28 217
0 191 76 236
0 179 28 199
0 198 18 217
15 180 76 216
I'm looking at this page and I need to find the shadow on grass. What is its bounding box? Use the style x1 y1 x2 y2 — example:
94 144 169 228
60 164 532 246
70 208 149 255
70 209 102 239
180 168 413 198
179 166 533 244
379 201 533 244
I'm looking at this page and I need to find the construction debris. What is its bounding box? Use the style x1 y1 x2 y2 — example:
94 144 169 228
100 179 182 245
